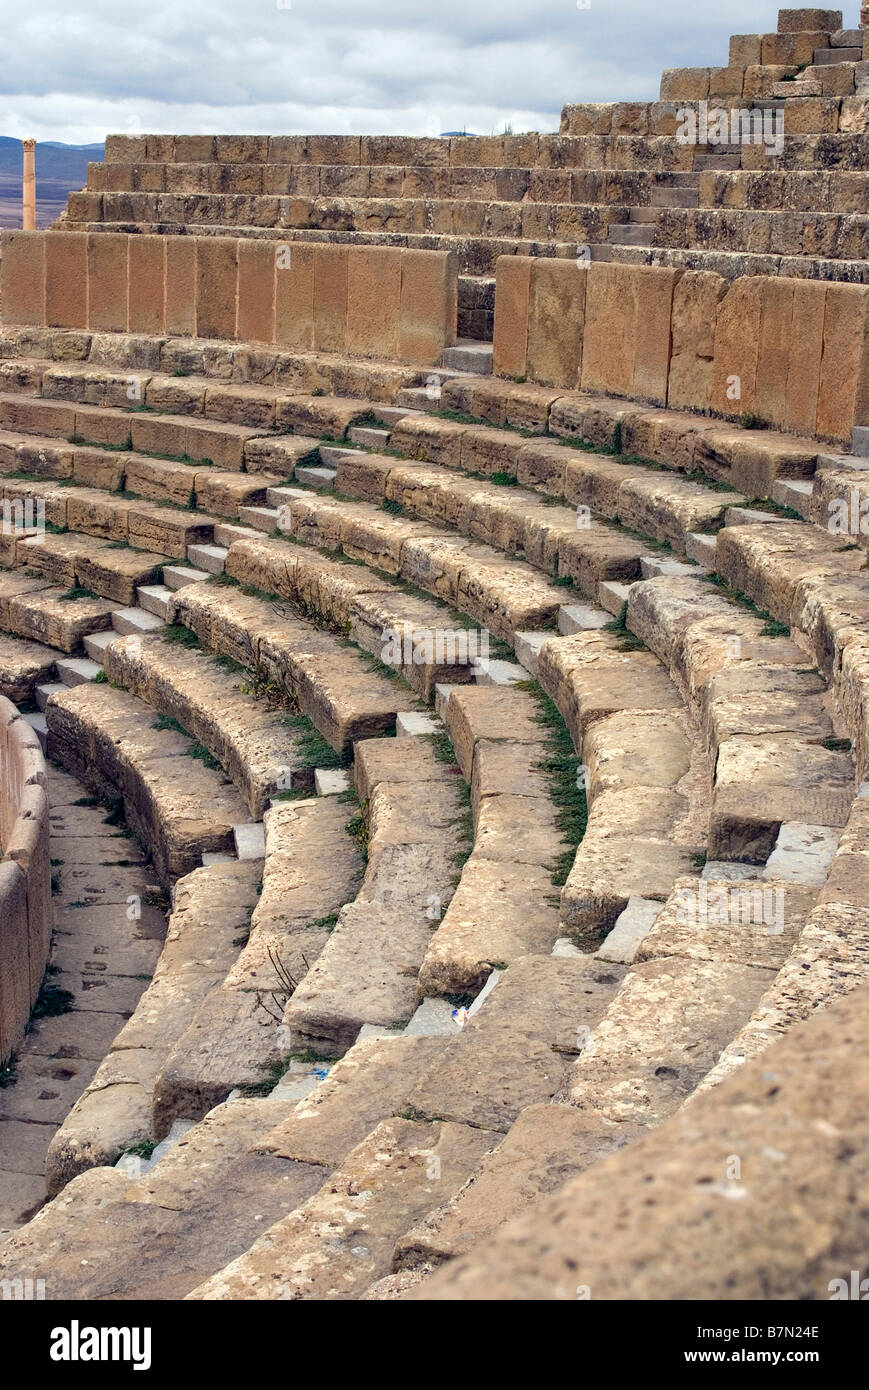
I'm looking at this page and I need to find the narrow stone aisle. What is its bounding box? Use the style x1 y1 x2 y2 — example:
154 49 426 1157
0 763 167 1238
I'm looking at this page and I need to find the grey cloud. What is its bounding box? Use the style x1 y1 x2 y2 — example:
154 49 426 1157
1 0 793 143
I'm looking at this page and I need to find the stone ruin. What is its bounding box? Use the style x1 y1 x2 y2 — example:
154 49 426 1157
0 6 867 1302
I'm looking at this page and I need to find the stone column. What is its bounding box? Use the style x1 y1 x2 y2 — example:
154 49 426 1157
862 2 869 29
22 139 36 231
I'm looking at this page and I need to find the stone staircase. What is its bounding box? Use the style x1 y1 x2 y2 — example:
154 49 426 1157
0 295 867 1293
47 9 869 340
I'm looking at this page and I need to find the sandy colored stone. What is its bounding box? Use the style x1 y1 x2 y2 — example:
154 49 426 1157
189 1117 496 1300
418 857 561 997
416 978 869 1301
492 255 532 380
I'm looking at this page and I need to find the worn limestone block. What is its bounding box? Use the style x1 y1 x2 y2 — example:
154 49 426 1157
189 1118 496 1301
85 233 128 332
408 956 625 1132
345 246 402 359
570 955 772 1125
637 875 817 970
127 235 165 336
415 981 869 1301
418 857 562 996
492 255 532 380
709 734 854 862
526 259 588 390
660 68 711 101
667 269 728 412
711 275 763 418
312 244 349 354
255 1036 443 1168
164 236 197 337
45 232 88 330
399 248 457 364
816 282 869 440
0 860 31 1063
632 265 682 406
1 230 46 326
778 10 843 33
236 239 276 344
730 34 762 66
561 788 697 941
195 236 238 341
580 262 637 399
778 276 828 433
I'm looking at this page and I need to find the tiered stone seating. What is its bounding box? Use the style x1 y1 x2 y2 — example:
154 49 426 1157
2 13 869 1297
46 7 869 350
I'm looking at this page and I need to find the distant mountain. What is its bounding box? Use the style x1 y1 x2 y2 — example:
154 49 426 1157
0 137 105 191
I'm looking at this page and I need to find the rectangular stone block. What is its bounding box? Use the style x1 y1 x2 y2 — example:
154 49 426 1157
128 234 165 335
493 255 532 380
174 135 216 162
275 241 314 350
777 9 842 32
667 269 728 413
165 237 197 337
104 134 147 162
195 237 238 340
312 244 348 353
631 266 682 406
0 230 46 325
709 66 745 97
237 239 276 344
399 249 457 365
526 258 588 390
660 68 711 101
345 246 402 359
581 262 637 398
755 278 796 428
45 232 88 329
711 277 763 416
730 35 762 66
86 232 128 332
0 860 30 1063
816 282 869 441
785 279 827 434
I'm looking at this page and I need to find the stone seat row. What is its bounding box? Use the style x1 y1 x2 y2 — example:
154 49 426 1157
0 324 842 497
62 192 869 264
1 507 859 1296
76 162 869 218
96 125 869 173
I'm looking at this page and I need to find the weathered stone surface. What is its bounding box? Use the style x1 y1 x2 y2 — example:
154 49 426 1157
189 1118 496 1300
415 980 869 1301
418 857 562 997
408 956 624 1132
393 1102 643 1270
254 1036 443 1167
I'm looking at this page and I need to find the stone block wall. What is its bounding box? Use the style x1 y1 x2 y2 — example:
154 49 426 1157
493 256 869 442
0 231 458 366
0 697 51 1065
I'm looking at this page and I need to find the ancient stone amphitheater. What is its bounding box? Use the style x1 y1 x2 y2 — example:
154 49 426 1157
0 5 867 1303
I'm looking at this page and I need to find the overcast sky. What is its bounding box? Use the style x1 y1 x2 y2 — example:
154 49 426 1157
0 0 832 145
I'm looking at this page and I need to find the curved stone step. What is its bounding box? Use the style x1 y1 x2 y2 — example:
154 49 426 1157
103 631 314 817
45 681 253 881
284 737 467 1053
